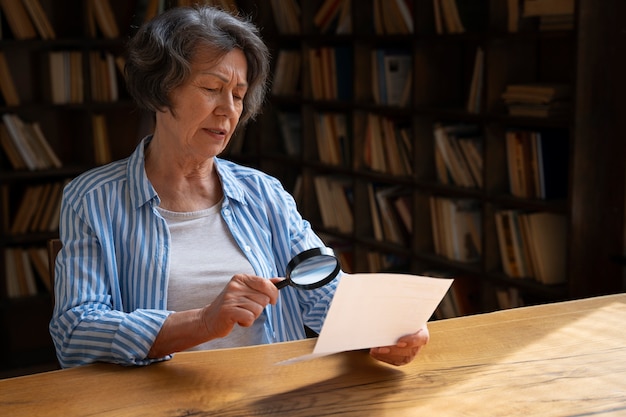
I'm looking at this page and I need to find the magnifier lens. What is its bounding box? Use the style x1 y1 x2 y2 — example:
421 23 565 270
277 247 341 290
290 256 338 286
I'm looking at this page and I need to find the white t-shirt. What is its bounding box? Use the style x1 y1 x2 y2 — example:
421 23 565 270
157 202 266 350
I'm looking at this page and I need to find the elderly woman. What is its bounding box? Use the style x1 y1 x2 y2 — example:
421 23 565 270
49 5 428 368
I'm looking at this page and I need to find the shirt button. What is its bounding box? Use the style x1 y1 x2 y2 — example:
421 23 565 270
244 245 251 252
223 208 231 216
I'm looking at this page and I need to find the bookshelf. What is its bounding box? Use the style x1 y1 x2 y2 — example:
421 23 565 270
242 0 625 316
0 0 149 374
1 0 624 375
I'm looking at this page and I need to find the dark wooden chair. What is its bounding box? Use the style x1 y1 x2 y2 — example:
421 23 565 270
47 238 62 306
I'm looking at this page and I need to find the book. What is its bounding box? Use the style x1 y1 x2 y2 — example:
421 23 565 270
270 0 301 34
27 247 52 293
367 183 384 241
0 51 20 106
313 176 353 234
90 0 120 39
272 50 301 96
21 0 56 40
10 185 43 234
393 0 414 34
363 113 387 173
93 114 112 165
0 0 37 39
430 196 481 262
525 212 567 284
495 210 520 277
507 0 521 32
2 114 60 170
376 0 413 35
375 185 408 245
434 123 482 188
89 51 119 102
438 0 464 33
0 122 26 169
5 248 21 297
372 50 412 107
505 129 568 199
52 51 85 104
18 248 38 295
503 83 572 117
466 47 484 113
314 112 344 166
314 0 343 33
379 117 407 176
502 83 572 104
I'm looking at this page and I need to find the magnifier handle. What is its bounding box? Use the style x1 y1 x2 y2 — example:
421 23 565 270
274 279 290 289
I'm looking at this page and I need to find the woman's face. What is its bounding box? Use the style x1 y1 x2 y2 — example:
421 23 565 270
158 47 248 160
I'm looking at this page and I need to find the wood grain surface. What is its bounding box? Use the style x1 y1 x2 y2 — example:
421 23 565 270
1 294 625 416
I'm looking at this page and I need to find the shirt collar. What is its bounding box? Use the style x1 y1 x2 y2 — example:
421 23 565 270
127 135 159 210
214 157 248 205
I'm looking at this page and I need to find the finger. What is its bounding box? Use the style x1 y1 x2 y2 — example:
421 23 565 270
397 325 430 347
237 275 280 305
369 348 415 366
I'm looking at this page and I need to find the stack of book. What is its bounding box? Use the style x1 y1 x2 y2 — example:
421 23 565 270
313 176 354 235
367 184 412 246
363 114 413 176
505 129 569 200
89 51 123 102
271 50 301 96
49 51 84 104
314 112 350 167
433 123 483 188
501 83 572 118
309 46 352 101
0 114 62 170
494 210 567 284
429 196 482 263
4 180 66 236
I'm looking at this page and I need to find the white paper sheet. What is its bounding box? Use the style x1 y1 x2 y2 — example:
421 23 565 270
278 273 453 365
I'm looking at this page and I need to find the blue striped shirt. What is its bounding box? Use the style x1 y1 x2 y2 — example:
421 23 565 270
49 137 338 368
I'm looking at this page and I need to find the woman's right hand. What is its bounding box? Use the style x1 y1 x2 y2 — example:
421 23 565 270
148 274 281 358
200 274 281 339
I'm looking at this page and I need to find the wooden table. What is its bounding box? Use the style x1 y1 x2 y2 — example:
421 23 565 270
2 294 625 416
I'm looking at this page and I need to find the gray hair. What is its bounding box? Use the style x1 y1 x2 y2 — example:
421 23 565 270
125 5 269 125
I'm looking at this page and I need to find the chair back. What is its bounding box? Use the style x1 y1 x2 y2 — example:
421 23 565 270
47 238 62 306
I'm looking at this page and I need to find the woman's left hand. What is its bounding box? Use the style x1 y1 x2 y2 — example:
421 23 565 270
369 324 430 366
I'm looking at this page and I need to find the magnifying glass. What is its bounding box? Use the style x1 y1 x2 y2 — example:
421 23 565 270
275 247 341 290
